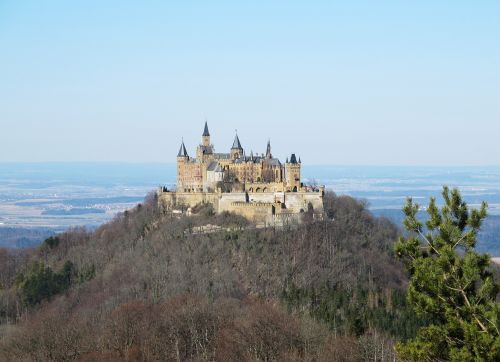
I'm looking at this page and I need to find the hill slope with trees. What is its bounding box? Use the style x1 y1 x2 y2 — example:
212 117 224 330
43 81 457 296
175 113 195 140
0 192 424 361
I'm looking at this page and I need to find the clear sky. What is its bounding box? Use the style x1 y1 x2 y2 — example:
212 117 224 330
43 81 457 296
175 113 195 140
0 0 499 165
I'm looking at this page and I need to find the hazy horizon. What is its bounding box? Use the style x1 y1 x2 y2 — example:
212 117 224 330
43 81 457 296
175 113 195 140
2 161 500 167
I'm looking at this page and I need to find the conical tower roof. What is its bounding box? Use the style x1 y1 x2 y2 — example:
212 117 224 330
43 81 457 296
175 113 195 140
177 141 188 157
232 134 242 149
203 121 210 137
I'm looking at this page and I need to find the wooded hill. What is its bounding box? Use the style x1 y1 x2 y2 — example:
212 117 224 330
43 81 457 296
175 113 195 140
0 192 423 361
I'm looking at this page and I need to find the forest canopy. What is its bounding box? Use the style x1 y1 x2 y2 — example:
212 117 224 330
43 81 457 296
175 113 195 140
0 190 496 361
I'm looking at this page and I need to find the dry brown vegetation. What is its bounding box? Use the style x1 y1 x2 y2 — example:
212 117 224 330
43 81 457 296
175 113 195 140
0 192 406 361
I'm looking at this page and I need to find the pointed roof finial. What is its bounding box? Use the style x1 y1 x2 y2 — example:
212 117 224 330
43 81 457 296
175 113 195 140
177 139 188 157
203 120 210 137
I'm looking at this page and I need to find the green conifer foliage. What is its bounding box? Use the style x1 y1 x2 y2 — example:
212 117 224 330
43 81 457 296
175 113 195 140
395 186 500 361
15 261 74 306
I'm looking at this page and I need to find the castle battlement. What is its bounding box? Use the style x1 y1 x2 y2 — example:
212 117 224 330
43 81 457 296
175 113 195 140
230 201 279 207
158 122 324 224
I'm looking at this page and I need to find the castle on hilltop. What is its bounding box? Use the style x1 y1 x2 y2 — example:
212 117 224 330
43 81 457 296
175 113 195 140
158 122 324 224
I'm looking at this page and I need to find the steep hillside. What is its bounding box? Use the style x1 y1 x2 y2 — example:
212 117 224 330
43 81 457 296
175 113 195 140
0 192 418 361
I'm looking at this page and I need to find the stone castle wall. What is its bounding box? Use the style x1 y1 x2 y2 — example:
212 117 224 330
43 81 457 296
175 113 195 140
158 189 324 225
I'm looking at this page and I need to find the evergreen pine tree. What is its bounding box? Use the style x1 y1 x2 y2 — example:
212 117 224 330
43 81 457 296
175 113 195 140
395 186 500 361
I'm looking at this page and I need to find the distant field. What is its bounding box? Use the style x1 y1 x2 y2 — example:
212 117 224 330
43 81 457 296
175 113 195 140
0 162 173 229
41 208 106 216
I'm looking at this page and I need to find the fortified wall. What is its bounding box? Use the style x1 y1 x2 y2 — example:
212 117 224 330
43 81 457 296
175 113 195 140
158 188 325 225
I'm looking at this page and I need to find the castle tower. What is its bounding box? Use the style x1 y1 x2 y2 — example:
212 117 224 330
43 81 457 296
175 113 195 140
286 153 301 192
197 121 214 161
202 121 210 147
176 140 189 191
231 133 243 160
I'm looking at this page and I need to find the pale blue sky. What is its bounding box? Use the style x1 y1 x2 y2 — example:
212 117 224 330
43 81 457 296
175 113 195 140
0 0 499 165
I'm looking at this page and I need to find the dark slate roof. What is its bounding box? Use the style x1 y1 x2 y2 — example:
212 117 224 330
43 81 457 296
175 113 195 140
203 121 210 137
232 134 242 149
207 161 219 171
266 158 281 166
290 153 298 164
213 153 231 160
177 141 188 157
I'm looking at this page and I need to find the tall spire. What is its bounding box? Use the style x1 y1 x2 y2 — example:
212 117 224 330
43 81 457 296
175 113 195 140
177 140 188 157
202 121 210 137
266 139 272 158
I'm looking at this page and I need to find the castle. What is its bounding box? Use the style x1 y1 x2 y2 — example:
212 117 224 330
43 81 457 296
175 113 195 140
158 122 324 224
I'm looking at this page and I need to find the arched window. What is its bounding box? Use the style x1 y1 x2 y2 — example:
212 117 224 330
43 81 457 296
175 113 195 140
293 186 298 192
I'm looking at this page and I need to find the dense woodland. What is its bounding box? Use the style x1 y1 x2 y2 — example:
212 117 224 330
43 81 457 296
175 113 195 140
0 192 428 361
